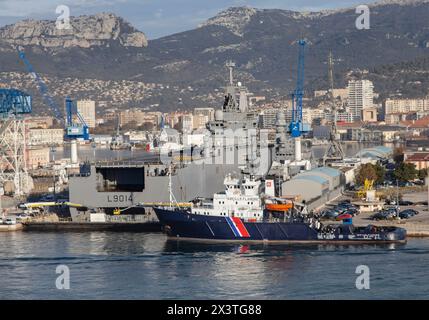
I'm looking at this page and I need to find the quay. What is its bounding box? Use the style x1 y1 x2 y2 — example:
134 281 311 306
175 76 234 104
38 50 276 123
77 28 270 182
22 221 162 232
0 223 23 232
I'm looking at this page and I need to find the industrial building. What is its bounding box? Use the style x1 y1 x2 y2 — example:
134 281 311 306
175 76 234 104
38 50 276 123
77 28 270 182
355 146 392 160
282 167 344 210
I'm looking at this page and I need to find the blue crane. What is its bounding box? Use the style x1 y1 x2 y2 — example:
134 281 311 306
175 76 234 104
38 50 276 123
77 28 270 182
289 39 309 138
17 47 89 141
65 97 90 141
0 89 32 117
17 48 62 120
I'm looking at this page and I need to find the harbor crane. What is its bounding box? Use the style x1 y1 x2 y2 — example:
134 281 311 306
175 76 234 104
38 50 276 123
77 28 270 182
0 89 33 196
323 51 345 165
16 47 89 141
289 39 310 161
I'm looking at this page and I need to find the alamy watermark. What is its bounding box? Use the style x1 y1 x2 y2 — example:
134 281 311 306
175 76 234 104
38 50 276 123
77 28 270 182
56 5 72 30
355 5 370 30
355 265 370 290
159 128 271 172
56 265 70 290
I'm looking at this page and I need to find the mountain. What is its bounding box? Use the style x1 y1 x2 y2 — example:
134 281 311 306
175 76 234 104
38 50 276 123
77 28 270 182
1 2 429 113
0 13 147 49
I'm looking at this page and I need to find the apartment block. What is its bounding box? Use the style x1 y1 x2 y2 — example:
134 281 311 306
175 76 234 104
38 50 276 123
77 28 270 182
347 80 374 121
77 100 96 128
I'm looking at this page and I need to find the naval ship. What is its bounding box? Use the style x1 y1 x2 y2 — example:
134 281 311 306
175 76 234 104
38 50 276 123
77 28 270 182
67 63 272 220
153 173 407 244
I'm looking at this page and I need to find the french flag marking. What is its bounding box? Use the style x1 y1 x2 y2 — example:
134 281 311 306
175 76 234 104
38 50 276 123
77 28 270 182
226 217 250 238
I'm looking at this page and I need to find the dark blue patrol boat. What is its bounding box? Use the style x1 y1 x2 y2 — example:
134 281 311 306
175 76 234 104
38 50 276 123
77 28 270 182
154 175 407 244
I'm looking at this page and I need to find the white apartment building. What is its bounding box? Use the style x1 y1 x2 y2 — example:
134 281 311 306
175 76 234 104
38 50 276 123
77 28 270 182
385 98 429 114
77 100 96 128
302 108 325 124
347 80 374 121
28 128 64 146
181 114 194 133
193 114 209 129
194 108 215 121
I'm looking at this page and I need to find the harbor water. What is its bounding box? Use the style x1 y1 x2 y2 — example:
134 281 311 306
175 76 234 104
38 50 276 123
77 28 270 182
0 232 428 299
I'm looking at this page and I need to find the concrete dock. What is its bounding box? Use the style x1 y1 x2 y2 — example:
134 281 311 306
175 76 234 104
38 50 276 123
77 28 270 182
23 221 162 232
0 223 23 232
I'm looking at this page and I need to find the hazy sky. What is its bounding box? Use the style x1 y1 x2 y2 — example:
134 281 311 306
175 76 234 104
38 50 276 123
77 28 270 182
0 0 377 39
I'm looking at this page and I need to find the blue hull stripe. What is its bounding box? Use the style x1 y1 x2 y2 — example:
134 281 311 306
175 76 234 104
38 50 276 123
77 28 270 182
225 217 240 237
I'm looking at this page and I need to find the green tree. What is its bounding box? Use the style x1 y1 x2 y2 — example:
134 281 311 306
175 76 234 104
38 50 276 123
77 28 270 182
355 163 378 186
393 146 405 164
374 162 386 185
393 163 417 182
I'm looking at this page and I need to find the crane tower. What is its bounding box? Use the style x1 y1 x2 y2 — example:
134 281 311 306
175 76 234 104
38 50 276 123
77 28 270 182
0 89 33 196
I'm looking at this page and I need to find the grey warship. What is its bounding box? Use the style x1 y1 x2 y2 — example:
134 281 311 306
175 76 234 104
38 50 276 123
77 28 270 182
68 63 270 220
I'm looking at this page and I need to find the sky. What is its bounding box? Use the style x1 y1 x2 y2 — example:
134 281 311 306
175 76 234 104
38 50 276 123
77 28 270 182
0 0 377 39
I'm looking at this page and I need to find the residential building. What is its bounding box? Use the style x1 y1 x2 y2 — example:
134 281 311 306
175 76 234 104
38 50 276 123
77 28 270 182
26 147 50 169
180 114 194 133
194 108 215 121
28 128 64 146
193 114 209 129
405 152 429 170
385 98 429 115
347 80 374 121
26 116 55 129
77 100 96 128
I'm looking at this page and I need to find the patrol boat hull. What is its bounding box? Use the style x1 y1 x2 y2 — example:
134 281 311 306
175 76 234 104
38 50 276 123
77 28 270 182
154 208 407 244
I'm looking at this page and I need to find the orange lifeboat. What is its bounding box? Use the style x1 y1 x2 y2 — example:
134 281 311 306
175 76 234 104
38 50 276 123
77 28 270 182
265 203 293 212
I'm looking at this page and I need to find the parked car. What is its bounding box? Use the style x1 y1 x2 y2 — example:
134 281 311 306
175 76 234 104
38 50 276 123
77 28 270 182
335 202 356 213
399 200 413 206
399 209 419 219
321 210 340 220
399 211 413 219
371 210 396 221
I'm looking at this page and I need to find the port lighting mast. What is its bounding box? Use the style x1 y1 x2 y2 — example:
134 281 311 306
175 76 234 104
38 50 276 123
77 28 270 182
289 39 309 162
323 51 345 165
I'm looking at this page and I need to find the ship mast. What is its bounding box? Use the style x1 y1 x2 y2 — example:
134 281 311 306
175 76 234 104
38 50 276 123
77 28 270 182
226 60 235 86
168 164 178 207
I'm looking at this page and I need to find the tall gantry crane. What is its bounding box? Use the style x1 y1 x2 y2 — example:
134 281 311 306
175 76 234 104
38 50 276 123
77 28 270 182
323 51 345 165
289 39 309 161
0 89 33 196
17 47 89 141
